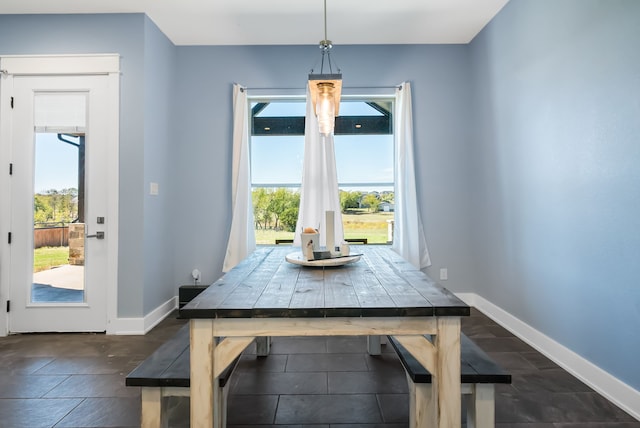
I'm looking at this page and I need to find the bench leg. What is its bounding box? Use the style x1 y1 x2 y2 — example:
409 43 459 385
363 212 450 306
217 382 232 428
141 387 168 428
256 336 271 356
406 374 437 428
465 384 495 428
214 384 226 428
367 335 382 355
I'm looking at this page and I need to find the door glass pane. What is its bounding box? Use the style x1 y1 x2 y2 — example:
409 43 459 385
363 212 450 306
31 132 85 303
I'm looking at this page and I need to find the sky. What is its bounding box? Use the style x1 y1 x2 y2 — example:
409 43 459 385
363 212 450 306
34 133 79 194
251 134 393 188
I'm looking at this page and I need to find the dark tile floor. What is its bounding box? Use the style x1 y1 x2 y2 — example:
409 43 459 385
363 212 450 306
0 308 638 427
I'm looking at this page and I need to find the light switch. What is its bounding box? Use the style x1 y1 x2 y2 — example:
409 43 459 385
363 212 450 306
150 182 159 196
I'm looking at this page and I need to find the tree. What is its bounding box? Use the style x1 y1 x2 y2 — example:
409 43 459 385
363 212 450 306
361 193 380 213
252 188 300 231
33 188 78 226
34 194 53 224
59 187 78 222
380 191 395 204
252 188 271 229
280 205 299 232
340 190 361 213
268 188 288 230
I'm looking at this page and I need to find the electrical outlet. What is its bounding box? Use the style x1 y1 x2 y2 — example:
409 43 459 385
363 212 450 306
439 268 448 281
150 182 159 195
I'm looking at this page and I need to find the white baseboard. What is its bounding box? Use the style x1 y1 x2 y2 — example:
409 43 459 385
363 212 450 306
455 292 477 307
455 292 640 421
107 296 178 335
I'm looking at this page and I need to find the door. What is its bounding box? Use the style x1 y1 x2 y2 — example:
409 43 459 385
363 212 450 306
7 75 111 332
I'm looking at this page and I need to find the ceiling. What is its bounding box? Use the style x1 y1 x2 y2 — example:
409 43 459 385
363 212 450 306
0 0 509 46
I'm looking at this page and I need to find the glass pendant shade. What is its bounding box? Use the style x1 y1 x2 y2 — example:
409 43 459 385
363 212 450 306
308 74 342 136
316 82 335 135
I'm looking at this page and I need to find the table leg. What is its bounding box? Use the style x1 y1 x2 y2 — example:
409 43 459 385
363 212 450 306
435 317 461 427
190 319 216 428
367 335 382 355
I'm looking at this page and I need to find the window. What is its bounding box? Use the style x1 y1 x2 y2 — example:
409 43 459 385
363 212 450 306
249 95 394 244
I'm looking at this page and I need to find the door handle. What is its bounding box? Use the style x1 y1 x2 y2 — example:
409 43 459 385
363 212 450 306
86 231 105 239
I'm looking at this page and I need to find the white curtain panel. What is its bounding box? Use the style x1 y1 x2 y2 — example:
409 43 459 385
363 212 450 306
293 89 344 248
223 84 256 272
392 82 431 269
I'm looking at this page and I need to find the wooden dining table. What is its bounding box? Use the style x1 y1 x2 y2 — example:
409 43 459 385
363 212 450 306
180 245 470 428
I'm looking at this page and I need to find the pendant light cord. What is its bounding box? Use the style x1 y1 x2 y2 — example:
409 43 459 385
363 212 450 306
324 0 328 42
320 0 340 75
310 0 340 76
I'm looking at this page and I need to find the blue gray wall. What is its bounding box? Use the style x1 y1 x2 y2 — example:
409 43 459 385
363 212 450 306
469 0 640 390
142 17 178 314
172 45 475 289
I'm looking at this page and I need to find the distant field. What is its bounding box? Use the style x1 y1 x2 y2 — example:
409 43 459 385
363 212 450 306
255 209 393 245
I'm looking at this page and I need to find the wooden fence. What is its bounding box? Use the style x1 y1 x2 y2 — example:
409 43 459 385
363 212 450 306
34 226 69 249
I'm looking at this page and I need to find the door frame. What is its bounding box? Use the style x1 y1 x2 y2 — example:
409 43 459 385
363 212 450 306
0 54 120 336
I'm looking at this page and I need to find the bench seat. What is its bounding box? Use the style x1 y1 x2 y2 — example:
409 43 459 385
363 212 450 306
126 324 240 428
388 333 511 428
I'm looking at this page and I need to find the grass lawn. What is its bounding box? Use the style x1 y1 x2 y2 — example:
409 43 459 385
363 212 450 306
255 210 393 245
33 246 69 272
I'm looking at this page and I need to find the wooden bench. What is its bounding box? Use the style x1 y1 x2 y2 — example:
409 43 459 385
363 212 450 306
126 324 240 428
274 238 368 245
178 285 208 309
275 238 293 244
345 237 368 244
388 333 511 428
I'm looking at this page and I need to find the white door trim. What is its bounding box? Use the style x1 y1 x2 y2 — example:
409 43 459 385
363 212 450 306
0 54 120 336
0 54 120 75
